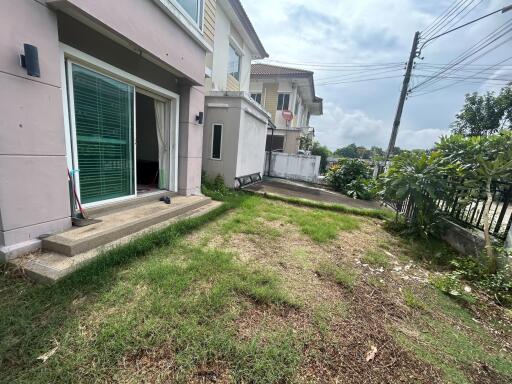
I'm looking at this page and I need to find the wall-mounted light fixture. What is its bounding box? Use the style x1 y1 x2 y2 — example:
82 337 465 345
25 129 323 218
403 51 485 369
195 111 204 125
20 44 40 77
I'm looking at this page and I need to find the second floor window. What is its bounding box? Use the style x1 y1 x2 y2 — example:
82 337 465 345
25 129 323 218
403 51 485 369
251 93 262 104
176 0 203 28
277 93 290 111
228 45 241 81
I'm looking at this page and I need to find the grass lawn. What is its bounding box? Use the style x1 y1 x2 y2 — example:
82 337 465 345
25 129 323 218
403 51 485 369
1 194 511 383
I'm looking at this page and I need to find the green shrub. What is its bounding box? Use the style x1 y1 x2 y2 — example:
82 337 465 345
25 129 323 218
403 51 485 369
450 255 512 307
201 174 234 201
325 158 375 200
378 151 448 238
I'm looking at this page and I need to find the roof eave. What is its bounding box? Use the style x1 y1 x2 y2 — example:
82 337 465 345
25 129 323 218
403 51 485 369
228 0 268 59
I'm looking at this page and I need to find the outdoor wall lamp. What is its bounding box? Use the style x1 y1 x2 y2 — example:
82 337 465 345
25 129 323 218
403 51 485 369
20 44 40 77
196 111 204 124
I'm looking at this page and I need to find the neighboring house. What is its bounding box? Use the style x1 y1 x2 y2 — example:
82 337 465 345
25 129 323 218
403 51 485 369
250 64 323 154
0 0 213 260
201 0 270 188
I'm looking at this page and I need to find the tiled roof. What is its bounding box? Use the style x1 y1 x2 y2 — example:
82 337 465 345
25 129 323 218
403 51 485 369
251 63 313 77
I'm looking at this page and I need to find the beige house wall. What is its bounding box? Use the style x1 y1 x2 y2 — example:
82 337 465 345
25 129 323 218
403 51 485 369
263 83 278 122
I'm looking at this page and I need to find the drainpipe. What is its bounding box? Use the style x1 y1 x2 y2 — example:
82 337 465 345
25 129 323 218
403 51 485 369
267 125 274 177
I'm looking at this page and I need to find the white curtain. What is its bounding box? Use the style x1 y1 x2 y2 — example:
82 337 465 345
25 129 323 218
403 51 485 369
154 100 170 189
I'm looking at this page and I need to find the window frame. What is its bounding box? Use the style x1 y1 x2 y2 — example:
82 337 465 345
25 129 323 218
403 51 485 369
251 93 262 104
228 44 241 81
172 0 204 29
211 123 223 160
277 93 290 111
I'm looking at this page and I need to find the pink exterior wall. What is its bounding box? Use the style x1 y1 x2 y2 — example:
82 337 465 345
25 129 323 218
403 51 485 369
179 85 205 195
0 0 206 259
47 0 206 85
0 0 71 259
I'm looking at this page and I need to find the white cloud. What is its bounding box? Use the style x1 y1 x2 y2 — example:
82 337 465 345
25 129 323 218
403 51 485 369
241 0 512 149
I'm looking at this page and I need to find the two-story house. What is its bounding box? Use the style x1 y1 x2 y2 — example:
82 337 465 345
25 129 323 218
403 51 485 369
249 64 323 154
201 0 270 188
0 0 216 260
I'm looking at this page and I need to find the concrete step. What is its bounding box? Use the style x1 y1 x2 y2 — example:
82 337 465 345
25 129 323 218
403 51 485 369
42 195 211 256
11 199 223 283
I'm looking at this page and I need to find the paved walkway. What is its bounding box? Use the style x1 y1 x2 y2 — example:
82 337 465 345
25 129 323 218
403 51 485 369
244 178 382 210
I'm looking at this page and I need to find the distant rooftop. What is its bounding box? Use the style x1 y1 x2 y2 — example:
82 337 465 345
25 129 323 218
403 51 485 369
251 63 314 77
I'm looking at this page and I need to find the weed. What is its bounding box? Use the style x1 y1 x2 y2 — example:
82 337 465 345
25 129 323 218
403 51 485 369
403 288 426 310
362 250 389 268
316 262 357 290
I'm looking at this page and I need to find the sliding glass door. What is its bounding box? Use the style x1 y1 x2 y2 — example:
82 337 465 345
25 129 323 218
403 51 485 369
70 63 134 204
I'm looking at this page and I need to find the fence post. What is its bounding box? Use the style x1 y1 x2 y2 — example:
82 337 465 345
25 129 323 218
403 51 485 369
506 226 512 252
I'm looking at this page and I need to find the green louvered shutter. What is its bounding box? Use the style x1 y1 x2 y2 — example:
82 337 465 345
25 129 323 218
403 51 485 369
71 64 134 204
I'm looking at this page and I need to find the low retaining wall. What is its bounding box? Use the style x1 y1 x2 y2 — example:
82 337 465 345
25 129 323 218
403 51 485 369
265 152 321 183
441 219 486 257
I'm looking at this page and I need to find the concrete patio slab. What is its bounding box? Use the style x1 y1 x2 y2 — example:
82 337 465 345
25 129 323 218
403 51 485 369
9 200 223 283
42 195 211 256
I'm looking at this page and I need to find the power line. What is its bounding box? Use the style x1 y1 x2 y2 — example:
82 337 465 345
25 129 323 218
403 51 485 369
315 67 405 82
422 0 483 49
422 0 472 39
422 0 466 36
411 20 512 91
410 55 512 97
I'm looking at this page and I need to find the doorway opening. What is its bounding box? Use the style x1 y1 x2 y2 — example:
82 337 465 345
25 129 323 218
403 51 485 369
136 92 158 194
135 92 171 195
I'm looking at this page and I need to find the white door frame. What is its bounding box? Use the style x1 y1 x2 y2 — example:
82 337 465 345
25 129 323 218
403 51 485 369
59 44 180 208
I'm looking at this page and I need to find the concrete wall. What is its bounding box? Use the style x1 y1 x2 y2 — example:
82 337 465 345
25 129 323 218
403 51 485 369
236 99 269 178
203 93 268 187
0 0 71 260
265 152 321 183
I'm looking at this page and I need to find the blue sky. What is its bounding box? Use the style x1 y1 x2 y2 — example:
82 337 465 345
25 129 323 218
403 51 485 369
241 0 512 150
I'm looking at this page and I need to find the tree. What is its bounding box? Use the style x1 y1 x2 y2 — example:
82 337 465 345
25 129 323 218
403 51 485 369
311 141 332 173
451 85 512 137
437 131 512 272
334 143 358 158
299 135 313 151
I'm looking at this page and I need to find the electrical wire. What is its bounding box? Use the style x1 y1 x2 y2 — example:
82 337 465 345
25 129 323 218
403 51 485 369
422 0 472 39
409 55 512 97
410 19 512 91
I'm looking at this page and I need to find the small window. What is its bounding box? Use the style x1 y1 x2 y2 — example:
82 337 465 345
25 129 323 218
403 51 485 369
211 124 222 159
251 93 262 104
277 93 290 111
266 135 285 151
228 45 241 81
175 0 204 27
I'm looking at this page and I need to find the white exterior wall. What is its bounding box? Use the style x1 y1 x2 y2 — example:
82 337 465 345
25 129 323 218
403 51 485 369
210 5 252 92
211 5 230 91
265 152 321 183
236 104 268 177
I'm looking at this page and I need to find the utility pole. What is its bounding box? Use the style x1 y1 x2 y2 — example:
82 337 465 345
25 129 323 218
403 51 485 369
385 31 420 162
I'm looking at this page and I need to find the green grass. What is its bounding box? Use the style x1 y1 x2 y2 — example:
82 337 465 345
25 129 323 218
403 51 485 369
403 288 426 310
315 262 357 290
0 241 300 383
258 191 393 219
219 195 360 243
397 288 512 384
362 250 390 268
